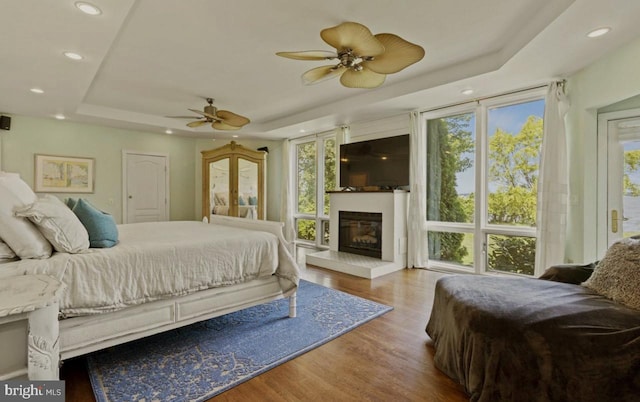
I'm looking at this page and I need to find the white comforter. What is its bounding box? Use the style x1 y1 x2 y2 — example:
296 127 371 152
4 221 299 316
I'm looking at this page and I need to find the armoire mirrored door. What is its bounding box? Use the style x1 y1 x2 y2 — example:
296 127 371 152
202 141 266 220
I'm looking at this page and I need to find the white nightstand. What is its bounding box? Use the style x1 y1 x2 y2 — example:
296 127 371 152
0 275 64 380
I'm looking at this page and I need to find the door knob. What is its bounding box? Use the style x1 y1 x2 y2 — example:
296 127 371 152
129 195 133 199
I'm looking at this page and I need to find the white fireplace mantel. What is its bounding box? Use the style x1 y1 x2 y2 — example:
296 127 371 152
306 190 408 279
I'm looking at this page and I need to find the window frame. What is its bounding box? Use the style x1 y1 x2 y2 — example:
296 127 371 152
291 131 337 248
424 88 546 275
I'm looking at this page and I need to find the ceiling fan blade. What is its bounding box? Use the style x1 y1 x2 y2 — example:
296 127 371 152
320 22 385 57
340 67 386 88
362 33 425 74
276 50 338 60
187 120 208 128
167 115 201 119
212 121 242 131
216 110 250 127
301 65 345 85
188 108 218 120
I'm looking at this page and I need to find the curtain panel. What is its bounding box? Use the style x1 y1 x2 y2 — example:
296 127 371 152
407 111 429 268
535 81 570 276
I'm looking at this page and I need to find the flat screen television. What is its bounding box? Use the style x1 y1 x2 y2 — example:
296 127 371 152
339 134 410 189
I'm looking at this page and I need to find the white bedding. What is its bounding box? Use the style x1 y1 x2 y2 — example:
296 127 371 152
3 221 299 316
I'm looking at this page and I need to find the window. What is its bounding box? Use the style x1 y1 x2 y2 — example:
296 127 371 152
425 91 545 275
292 132 337 247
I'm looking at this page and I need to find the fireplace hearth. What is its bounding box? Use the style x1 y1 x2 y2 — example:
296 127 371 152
339 211 382 259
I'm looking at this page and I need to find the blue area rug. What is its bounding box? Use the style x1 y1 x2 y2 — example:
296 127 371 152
87 280 392 402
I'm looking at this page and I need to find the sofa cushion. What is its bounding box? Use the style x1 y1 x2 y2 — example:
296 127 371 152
582 238 640 310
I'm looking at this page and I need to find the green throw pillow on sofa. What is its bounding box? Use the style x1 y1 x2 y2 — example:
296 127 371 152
72 199 118 248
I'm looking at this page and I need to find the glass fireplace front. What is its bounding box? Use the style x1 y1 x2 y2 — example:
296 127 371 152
338 211 382 259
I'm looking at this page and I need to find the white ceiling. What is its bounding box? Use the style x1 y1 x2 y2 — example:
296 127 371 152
2 0 640 141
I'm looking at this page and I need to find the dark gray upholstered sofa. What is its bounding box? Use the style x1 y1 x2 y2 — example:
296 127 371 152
426 264 640 402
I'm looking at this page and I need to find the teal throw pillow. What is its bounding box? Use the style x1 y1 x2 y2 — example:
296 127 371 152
72 199 118 248
65 198 77 209
248 196 257 206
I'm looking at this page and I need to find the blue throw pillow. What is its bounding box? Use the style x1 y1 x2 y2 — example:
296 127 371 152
72 199 118 248
248 196 257 206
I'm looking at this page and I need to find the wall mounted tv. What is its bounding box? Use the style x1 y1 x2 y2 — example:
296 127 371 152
339 134 410 190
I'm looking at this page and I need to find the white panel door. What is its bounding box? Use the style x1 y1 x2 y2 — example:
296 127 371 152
125 153 168 223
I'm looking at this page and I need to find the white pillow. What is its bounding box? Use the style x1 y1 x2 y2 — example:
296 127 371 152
15 195 90 253
0 238 16 260
0 174 52 259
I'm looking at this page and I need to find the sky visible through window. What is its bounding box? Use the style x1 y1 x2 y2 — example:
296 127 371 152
456 99 545 194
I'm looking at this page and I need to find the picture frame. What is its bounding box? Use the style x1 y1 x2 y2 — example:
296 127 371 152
34 154 95 193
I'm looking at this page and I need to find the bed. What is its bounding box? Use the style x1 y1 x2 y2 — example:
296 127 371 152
1 215 300 369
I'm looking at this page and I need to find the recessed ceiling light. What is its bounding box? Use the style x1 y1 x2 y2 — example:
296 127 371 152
30 88 44 94
232 135 239 138
461 88 474 96
299 129 306 133
587 27 611 38
165 129 173 134
63 51 83 60
54 114 66 120
75 2 102 15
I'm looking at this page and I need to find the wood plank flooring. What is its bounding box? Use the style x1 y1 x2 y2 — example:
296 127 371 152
60 250 469 401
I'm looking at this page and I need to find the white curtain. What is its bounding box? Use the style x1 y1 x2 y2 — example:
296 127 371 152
535 81 570 276
407 111 429 268
280 139 296 248
336 125 350 186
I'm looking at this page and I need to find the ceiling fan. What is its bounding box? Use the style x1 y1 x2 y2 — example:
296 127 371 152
167 98 250 130
277 22 425 89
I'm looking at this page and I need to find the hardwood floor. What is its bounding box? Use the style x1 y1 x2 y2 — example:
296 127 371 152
60 251 469 401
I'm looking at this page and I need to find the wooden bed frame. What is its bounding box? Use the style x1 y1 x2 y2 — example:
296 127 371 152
59 215 297 360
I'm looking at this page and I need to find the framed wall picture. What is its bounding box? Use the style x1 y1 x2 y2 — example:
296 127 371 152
34 154 95 193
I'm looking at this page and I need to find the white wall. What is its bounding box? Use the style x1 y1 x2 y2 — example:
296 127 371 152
566 35 640 263
0 115 197 223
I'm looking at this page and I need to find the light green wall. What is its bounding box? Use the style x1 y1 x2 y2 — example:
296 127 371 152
194 138 284 222
566 35 640 263
598 93 640 114
0 115 197 223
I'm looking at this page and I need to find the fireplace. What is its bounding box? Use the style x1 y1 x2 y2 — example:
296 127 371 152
339 211 382 259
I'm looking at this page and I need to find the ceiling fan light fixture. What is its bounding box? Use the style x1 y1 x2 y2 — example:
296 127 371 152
169 98 250 131
279 22 424 88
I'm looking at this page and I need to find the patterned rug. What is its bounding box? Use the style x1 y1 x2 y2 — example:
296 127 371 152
87 280 392 402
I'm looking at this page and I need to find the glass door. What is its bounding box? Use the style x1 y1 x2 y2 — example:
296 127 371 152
607 116 640 246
